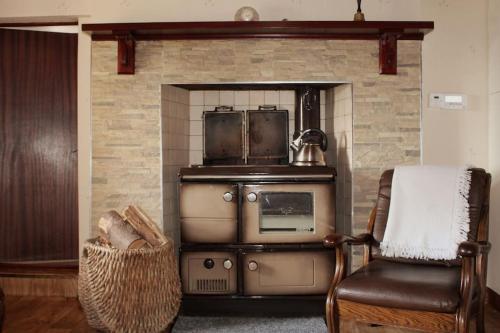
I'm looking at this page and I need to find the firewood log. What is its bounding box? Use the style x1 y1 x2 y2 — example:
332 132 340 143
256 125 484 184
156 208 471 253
122 205 168 247
98 210 150 250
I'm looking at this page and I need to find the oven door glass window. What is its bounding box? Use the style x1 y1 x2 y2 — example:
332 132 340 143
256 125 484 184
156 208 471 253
259 192 314 233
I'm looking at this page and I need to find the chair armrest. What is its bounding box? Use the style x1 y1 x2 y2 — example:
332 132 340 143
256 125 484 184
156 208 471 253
458 241 491 257
323 233 373 248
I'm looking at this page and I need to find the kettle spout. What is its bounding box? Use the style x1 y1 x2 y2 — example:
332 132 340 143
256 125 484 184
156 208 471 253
290 138 301 152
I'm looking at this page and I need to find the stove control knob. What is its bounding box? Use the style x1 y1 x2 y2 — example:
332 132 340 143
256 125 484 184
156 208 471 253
203 258 215 269
223 192 233 202
248 260 258 271
247 192 257 202
223 259 233 270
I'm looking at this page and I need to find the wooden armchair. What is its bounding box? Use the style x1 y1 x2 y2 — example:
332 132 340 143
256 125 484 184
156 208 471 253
324 168 491 333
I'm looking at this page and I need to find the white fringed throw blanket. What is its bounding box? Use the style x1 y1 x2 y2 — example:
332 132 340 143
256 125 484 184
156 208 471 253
380 165 472 260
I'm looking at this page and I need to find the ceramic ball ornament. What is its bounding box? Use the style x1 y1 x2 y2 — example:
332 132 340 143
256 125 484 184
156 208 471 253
234 6 260 21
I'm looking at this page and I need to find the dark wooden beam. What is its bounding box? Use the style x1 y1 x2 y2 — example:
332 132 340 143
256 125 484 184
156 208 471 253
379 32 399 75
81 21 434 75
91 32 425 42
81 20 434 35
115 32 135 75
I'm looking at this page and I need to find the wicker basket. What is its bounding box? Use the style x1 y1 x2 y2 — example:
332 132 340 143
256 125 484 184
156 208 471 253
78 238 181 332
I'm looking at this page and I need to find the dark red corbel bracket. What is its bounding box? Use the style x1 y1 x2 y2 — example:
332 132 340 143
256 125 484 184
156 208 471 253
115 31 135 74
379 31 401 75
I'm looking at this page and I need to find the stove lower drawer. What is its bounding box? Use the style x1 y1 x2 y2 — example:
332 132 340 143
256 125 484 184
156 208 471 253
181 251 237 295
242 251 334 295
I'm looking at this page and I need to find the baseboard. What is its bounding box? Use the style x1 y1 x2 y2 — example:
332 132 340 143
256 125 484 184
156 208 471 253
0 260 78 278
487 287 500 312
0 261 78 297
0 276 78 297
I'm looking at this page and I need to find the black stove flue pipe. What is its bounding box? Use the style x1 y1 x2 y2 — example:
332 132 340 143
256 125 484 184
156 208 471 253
294 86 321 140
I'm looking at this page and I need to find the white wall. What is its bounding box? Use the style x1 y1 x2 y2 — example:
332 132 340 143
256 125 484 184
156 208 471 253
488 0 500 295
0 0 421 22
0 0 495 289
420 0 489 167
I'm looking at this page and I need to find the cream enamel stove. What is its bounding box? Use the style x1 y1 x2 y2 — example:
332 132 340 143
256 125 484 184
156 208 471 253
178 166 336 302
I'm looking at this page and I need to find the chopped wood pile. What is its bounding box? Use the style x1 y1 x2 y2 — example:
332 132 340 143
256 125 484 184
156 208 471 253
98 205 168 250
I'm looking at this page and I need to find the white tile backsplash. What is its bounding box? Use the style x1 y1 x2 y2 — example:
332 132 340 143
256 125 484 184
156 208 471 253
189 135 203 151
320 90 326 103
220 90 234 105
234 105 250 111
345 130 353 149
189 105 204 120
189 120 202 136
182 89 334 165
264 90 280 105
288 120 295 135
234 90 250 105
249 90 265 105
162 86 190 239
204 105 218 111
345 114 353 132
204 91 219 105
189 91 204 106
279 104 295 120
279 90 295 105
345 99 353 116
330 84 353 237
189 150 202 165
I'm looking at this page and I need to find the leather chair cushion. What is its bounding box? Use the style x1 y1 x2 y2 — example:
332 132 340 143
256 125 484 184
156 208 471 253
336 260 465 313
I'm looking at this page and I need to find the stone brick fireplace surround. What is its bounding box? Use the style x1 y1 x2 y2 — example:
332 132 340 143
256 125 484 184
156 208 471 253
91 38 422 265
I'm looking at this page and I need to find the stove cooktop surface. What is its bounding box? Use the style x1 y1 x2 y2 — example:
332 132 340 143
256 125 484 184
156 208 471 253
179 165 336 180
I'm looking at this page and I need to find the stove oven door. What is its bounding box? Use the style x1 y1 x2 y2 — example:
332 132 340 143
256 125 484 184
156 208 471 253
242 251 334 295
180 183 237 243
241 183 335 243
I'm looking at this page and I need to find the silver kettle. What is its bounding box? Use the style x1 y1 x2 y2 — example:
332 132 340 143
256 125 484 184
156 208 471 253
290 129 328 166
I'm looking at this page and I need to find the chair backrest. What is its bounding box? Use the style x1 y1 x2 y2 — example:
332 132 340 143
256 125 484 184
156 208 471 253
370 168 491 266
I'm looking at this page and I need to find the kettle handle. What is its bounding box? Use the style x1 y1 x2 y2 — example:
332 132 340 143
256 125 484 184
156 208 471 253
300 128 328 151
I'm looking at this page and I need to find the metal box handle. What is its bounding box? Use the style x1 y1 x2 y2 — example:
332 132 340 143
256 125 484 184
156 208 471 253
258 105 277 110
214 105 234 112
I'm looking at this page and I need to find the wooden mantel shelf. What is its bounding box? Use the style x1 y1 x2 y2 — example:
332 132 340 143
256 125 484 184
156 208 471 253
82 21 434 75
82 21 433 40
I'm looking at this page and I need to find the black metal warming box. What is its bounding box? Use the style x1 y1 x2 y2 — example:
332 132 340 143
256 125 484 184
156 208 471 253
246 106 289 165
203 106 245 165
203 105 289 166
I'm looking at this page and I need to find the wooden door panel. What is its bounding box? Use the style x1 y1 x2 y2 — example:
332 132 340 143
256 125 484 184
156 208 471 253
0 29 78 261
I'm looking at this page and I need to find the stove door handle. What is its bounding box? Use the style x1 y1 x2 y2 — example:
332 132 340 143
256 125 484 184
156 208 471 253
248 260 258 271
246 192 257 202
223 192 234 202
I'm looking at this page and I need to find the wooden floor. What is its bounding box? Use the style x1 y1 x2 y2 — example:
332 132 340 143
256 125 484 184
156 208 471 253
2 296 500 332
2 296 91 332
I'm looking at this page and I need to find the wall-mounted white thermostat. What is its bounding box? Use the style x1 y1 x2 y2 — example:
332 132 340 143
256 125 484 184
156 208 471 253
429 93 467 110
